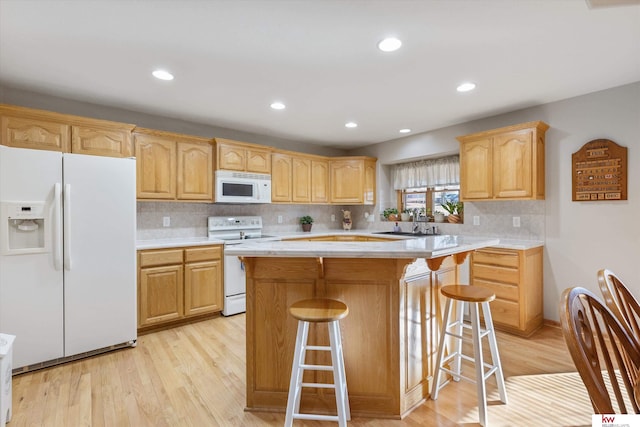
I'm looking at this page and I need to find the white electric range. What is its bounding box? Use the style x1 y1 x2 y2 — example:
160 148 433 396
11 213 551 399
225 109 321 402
207 216 278 316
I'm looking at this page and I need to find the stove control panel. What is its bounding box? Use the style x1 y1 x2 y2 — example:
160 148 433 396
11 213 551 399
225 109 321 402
208 216 262 231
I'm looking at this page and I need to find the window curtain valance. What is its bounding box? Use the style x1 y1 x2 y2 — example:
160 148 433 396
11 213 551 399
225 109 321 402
392 155 459 190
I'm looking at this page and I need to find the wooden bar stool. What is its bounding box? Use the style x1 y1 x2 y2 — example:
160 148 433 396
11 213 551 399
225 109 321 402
431 285 507 427
285 298 350 427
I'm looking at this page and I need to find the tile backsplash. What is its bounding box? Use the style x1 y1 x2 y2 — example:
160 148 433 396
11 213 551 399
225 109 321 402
136 202 355 240
137 200 544 241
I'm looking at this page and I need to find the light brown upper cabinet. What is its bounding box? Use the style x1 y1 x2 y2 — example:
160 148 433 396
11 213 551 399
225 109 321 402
135 128 213 201
330 157 377 205
311 158 330 203
214 138 271 173
271 150 335 204
271 152 293 202
0 104 135 157
292 156 312 203
457 121 549 201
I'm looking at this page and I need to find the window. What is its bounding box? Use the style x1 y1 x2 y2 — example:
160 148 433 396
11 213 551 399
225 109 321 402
392 155 461 222
401 185 460 220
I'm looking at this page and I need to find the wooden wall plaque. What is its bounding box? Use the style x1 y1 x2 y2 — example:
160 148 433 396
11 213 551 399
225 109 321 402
572 139 627 201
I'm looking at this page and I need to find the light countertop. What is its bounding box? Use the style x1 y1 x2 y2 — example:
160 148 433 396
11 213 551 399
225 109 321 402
223 234 500 259
136 237 225 250
136 231 543 252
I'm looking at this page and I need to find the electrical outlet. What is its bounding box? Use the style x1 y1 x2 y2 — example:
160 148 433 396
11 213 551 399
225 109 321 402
513 216 521 227
163 216 170 227
473 216 480 226
277 215 283 224
331 214 336 222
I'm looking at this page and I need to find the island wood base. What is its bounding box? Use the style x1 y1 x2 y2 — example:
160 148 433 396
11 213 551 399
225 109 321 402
243 255 459 419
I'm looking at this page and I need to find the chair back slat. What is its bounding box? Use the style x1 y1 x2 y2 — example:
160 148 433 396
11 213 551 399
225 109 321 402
598 269 640 341
561 287 640 414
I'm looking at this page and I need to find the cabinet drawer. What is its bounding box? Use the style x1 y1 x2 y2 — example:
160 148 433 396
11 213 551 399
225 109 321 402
472 264 519 284
473 249 519 268
472 280 519 302
486 299 520 328
139 249 183 267
185 246 222 262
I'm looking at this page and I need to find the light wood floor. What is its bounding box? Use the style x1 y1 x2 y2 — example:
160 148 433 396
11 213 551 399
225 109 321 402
10 315 592 426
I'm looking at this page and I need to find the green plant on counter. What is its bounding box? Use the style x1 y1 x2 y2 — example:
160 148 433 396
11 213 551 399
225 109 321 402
383 208 398 219
441 201 463 215
300 215 314 224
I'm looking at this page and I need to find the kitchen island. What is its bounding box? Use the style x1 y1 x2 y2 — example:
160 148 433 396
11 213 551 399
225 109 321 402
224 235 499 419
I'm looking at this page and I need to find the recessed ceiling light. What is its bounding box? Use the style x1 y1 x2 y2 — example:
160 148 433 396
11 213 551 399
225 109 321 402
345 122 358 128
270 102 286 110
152 69 174 81
457 82 476 92
377 37 402 52
399 128 411 134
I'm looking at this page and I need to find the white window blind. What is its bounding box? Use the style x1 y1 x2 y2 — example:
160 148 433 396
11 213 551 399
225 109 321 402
392 155 460 190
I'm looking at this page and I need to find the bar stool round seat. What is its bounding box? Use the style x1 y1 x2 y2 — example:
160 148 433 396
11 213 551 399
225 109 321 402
289 298 349 322
431 285 507 427
285 298 351 427
440 284 496 304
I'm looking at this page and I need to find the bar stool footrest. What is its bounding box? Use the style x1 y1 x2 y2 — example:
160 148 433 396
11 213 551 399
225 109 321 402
293 413 340 421
300 363 333 371
301 382 336 389
305 345 331 351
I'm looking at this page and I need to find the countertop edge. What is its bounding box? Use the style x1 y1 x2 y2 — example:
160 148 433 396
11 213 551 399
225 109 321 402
136 232 543 252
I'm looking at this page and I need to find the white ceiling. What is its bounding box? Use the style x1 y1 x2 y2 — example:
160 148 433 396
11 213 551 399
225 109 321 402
0 0 639 149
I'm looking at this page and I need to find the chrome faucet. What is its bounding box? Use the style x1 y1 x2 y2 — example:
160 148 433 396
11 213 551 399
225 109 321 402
412 218 420 234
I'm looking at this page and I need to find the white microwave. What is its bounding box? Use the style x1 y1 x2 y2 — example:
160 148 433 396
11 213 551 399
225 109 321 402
215 170 272 204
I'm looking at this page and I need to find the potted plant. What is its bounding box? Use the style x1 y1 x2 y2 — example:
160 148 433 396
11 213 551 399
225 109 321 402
300 215 314 232
400 209 412 222
383 208 399 222
441 201 464 223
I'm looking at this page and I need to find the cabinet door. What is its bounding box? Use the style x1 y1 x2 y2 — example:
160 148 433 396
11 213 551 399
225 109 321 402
311 159 330 203
218 143 246 171
247 148 271 173
493 130 533 199
272 153 292 202
460 138 493 200
139 265 184 326
177 141 213 201
330 159 363 203
364 160 376 205
1 115 70 152
292 156 311 203
184 260 223 316
71 125 133 158
135 134 176 199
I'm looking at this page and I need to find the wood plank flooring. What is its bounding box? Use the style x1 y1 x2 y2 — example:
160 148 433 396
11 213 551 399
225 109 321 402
10 315 591 426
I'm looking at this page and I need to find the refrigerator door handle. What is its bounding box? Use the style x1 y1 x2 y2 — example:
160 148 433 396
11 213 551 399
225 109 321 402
63 183 72 270
53 182 63 270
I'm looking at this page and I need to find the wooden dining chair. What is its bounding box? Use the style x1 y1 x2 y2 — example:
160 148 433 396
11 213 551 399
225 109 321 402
561 287 640 414
598 269 640 340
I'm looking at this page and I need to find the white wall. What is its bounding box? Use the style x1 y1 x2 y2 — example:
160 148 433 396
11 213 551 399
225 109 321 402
353 82 640 322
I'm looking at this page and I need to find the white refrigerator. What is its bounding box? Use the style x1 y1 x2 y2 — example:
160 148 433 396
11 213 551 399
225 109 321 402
0 145 136 369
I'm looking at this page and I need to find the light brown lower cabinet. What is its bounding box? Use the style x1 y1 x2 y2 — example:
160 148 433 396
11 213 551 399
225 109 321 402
470 246 543 336
138 245 223 330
